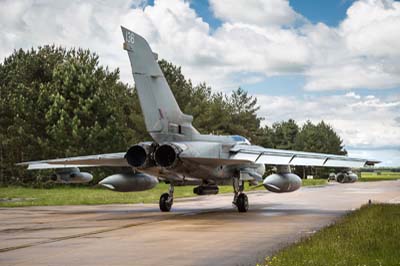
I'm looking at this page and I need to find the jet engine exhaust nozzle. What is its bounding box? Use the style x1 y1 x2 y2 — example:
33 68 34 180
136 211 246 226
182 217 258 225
154 144 182 168
125 144 153 168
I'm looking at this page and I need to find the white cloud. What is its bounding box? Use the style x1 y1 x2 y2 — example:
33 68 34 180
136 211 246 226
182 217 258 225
0 0 312 89
343 0 400 58
347 148 400 167
209 0 301 26
1 0 399 162
304 60 400 91
345 92 361 99
0 0 148 84
1 0 399 91
303 0 400 91
122 0 311 88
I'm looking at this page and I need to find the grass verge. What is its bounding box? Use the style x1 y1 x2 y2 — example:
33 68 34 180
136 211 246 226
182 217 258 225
262 203 400 266
360 171 400 182
0 179 326 207
301 179 326 186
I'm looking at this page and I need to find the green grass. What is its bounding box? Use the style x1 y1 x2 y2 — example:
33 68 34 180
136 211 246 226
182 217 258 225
301 179 326 186
262 204 400 266
360 171 400 182
0 184 196 207
0 178 326 207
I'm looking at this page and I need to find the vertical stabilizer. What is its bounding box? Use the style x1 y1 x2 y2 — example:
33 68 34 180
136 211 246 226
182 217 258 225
121 26 198 142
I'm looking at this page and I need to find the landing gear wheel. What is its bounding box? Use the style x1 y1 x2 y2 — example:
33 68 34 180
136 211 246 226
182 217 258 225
236 193 249 213
232 176 248 212
159 192 173 212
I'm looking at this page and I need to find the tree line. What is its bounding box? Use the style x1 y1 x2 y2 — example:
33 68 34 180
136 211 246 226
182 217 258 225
0 46 346 185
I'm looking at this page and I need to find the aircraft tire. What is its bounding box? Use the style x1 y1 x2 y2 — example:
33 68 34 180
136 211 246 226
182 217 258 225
159 192 173 212
236 193 248 212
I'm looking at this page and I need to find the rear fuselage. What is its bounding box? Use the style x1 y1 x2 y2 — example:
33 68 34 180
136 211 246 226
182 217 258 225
126 136 263 185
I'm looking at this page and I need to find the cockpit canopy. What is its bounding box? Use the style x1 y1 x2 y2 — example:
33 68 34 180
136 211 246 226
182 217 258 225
230 135 251 145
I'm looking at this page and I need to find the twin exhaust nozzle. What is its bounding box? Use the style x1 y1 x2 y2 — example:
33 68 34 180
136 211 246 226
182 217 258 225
125 143 182 169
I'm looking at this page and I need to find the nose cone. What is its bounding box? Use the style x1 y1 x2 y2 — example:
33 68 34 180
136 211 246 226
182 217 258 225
81 172 93 182
99 175 117 190
263 174 283 193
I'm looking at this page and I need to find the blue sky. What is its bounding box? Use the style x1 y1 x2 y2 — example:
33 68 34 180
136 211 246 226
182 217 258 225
290 0 357 26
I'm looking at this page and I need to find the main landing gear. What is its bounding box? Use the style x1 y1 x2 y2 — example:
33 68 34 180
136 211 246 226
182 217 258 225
159 180 249 213
159 184 174 212
232 177 248 212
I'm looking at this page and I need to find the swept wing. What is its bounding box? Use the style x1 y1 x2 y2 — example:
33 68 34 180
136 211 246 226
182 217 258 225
230 144 379 168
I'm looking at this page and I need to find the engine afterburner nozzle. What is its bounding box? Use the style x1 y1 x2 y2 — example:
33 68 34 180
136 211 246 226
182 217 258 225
154 143 182 168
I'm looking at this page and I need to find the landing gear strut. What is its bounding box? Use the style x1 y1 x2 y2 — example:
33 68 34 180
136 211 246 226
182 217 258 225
159 184 174 212
232 177 248 212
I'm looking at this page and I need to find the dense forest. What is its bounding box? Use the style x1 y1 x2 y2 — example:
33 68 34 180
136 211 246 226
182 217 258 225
0 46 346 185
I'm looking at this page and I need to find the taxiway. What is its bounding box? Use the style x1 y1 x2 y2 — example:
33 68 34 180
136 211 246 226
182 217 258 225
1 181 399 266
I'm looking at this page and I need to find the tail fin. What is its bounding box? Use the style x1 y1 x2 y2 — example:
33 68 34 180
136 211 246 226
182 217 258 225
121 26 198 142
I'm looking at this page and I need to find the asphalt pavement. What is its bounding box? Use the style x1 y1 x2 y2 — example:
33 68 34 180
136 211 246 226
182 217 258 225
1 180 399 266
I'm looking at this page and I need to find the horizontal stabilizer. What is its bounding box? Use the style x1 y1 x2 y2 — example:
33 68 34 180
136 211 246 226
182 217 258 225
17 152 128 170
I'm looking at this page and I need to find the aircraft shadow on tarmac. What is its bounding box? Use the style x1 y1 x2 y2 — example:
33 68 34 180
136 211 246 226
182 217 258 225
57 203 345 222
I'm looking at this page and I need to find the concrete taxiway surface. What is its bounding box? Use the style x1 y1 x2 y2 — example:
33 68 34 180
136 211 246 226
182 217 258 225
0 181 399 266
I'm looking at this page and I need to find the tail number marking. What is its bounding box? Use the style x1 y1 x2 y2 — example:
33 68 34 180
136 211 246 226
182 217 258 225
126 31 135 44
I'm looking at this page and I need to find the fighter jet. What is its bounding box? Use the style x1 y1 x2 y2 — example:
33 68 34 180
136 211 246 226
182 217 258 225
18 27 379 212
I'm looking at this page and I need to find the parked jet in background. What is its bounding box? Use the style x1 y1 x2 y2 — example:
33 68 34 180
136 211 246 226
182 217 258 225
18 27 379 212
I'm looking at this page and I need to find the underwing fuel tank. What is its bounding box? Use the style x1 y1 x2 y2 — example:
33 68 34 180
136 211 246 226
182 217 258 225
263 173 302 193
50 168 93 184
336 172 358 183
99 173 158 192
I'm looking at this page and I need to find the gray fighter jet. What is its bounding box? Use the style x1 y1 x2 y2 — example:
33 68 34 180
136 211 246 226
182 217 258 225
18 27 379 212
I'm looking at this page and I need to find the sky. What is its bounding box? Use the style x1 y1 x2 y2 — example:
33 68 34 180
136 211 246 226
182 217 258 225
1 0 399 166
